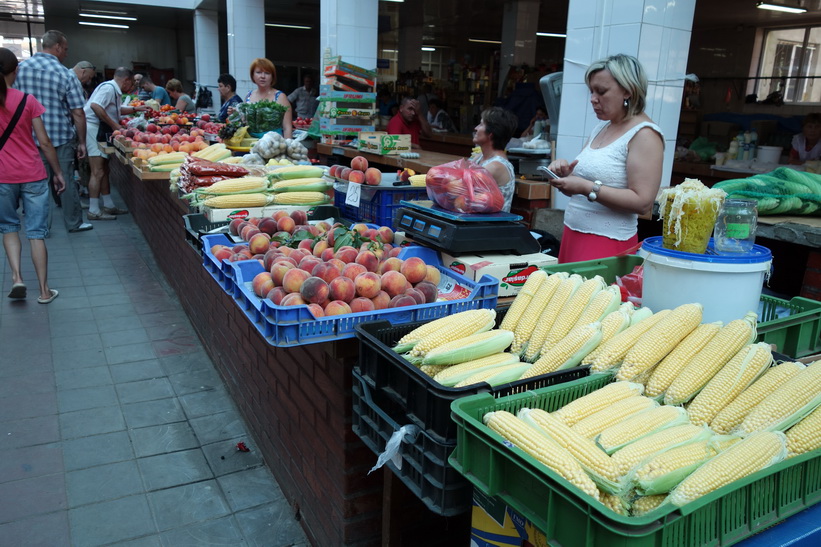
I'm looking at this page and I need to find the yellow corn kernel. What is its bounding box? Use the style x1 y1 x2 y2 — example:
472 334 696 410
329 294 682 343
709 361 805 434
633 440 719 495
500 270 547 332
553 382 645 427
669 432 787 507
434 352 520 387
590 310 672 373
520 322 602 376
198 176 269 194
453 362 529 388
521 275 584 362
574 285 623 330
393 309 496 354
483 410 601 501
597 406 688 455
420 329 514 367
419 364 448 377
272 191 329 205
631 495 666 517
785 404 821 457
571 396 657 439
645 322 722 398
203 193 274 209
581 309 633 365
611 424 709 478
687 343 773 426
510 272 568 354
408 310 497 358
541 276 606 352
599 491 630 515
616 303 703 381
664 313 757 405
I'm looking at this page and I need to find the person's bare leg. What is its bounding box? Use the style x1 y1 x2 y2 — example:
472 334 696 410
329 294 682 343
29 238 51 300
3 232 23 286
88 156 104 199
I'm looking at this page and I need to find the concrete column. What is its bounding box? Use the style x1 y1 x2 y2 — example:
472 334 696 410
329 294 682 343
194 9 220 110
227 0 266 98
499 0 540 95
320 0 378 73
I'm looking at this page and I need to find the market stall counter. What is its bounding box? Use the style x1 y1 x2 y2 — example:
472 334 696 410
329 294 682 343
317 142 463 174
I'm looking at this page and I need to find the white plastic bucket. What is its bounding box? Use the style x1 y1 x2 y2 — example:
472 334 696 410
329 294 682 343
756 145 782 164
639 237 772 324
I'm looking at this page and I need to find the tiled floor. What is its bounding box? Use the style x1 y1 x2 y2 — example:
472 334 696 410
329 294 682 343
0 195 309 547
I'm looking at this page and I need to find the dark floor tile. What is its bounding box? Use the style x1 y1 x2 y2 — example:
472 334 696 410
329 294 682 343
62 430 134 471
158 515 244 546
144 322 196 342
138 310 189 329
129 422 200 458
105 342 157 365
116 378 175 404
150 336 201 358
66 460 143 507
48 318 101 338
55 366 112 391
0 510 71 547
217 467 283 512
92 303 138 321
45 294 92 311
50 332 103 354
138 449 212 491
96 315 139 334
109 359 165 384
69 494 156 546
89 292 133 307
132 299 180 316
57 384 119 413
85 283 128 297
0 391 58 420
148 480 229 532
0 443 64 482
0 414 60 449
101 327 150 348
51 347 107 371
0 352 52 379
234 501 308 547
158 351 212 376
201 438 263 477
178 387 236 419
0 473 67 524
167 368 222 397
122 398 186 429
1 338 52 359
0 371 54 399
48 306 95 324
59 405 125 439
188 410 249 446
107 534 163 546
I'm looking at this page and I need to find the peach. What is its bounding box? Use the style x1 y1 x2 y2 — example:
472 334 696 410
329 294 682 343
269 240 281 250
324 300 352 316
354 272 382 299
298 256 321 274
270 261 294 286
335 247 358 264
389 294 417 308
328 165 339 178
377 226 394 244
300 276 330 304
414 281 438 303
258 217 278 235
370 290 391 310
290 210 308 225
229 253 248 262
400 256 428 284
307 303 325 318
364 167 381 186
228 219 244 236
351 155 368 172
329 275 356 303
272 255 298 268
404 287 425 305
342 262 367 280
248 233 271 255
289 248 311 264
424 265 441 285
327 258 346 272
240 225 260 241
315 221 332 234
266 286 287 305
282 268 311 293
232 244 249 253
378 257 403 274
388 246 403 258
363 228 379 241
277 245 294 257
280 293 307 306
340 167 352 181
351 223 369 236
355 251 379 273
297 238 315 251
247 217 261 226
277 216 296 234
380 270 409 297
350 297 375 313
213 247 233 261
273 210 289 221
312 240 329 258
252 272 274 298
313 262 341 284
320 247 336 262
348 170 365 184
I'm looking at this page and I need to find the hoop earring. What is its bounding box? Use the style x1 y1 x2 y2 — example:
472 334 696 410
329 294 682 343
623 98 629 108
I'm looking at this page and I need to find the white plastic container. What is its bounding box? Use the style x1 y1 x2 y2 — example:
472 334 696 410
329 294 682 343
639 236 772 324
756 145 782 164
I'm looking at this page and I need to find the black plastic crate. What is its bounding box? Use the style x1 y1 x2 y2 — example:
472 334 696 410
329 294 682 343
183 213 229 252
352 369 472 516
354 317 590 445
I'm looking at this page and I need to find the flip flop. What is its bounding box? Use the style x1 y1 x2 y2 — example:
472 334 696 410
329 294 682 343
8 283 26 299
37 289 59 304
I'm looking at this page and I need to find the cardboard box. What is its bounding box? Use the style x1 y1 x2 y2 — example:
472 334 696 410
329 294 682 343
319 121 376 135
471 491 547 547
317 103 377 120
318 86 376 102
357 131 412 155
202 204 316 222
440 251 557 297
515 180 551 200
322 57 377 82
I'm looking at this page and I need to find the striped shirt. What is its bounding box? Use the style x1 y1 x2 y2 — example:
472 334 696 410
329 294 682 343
14 52 86 148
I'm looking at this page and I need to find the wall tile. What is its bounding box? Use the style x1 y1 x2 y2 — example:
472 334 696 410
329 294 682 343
607 23 642 56
664 0 697 31
564 27 596 68
639 23 664 82
560 82 594 138
611 0 644 26
567 0 604 31
642 0 667 26
664 28 693 83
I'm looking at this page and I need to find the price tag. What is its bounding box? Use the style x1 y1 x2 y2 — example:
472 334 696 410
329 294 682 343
345 182 362 207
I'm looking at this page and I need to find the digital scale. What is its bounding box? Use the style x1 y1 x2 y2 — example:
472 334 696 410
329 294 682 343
396 200 541 255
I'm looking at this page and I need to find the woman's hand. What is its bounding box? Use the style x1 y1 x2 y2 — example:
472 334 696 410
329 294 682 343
549 174 590 197
547 158 578 177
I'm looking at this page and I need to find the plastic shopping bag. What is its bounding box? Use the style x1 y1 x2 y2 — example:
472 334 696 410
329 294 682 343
425 159 505 214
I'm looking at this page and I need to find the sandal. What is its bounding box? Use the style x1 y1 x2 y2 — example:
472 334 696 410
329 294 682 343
8 283 26 299
37 289 59 304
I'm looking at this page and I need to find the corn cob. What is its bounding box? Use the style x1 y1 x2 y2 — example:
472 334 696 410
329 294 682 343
499 270 547 332
599 491 630 515
267 165 325 180
510 272 568 354
420 329 514 366
149 162 185 172
572 396 657 439
668 431 787 507
483 410 601 501
540 276 606 353
553 382 645 427
664 312 758 405
633 440 719 495
573 285 623 330
710 361 804 434
519 408 621 493
454 362 530 388
581 309 633 365
272 191 330 205
589 309 671 373
596 406 689 455
195 176 269 195
520 322 602 376
406 310 496 358
687 343 773 427
785 404 821 457
521 274 583 361
434 352 520 387
631 495 666 517
203 193 275 209
419 364 448 377
736 360 821 435
630 365 656 388
611 424 711 478
193 143 229 161
148 152 188 165
270 177 333 193
616 303 703 382
645 322 722 398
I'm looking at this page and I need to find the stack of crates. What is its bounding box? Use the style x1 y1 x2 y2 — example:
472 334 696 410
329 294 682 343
319 55 377 146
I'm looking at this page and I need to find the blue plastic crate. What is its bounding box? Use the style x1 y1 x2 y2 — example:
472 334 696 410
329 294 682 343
334 184 427 228
201 234 240 294
228 245 498 347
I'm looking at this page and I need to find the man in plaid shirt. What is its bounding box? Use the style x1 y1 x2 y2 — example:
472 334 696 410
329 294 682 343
15 30 92 233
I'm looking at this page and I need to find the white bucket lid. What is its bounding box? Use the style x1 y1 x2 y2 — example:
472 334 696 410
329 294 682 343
639 237 772 273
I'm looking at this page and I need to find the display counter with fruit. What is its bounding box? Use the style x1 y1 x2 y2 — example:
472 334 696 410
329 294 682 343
317 142 463 173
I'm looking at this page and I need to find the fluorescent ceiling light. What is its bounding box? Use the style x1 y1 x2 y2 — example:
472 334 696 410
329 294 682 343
380 0 405 2
421 47 435 51
469 38 502 44
537 32 566 38
381 49 397 53
79 13 136 21
756 2 807 13
79 21 129 29
265 23 312 29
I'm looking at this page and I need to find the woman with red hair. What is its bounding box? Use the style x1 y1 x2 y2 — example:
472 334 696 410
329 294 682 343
244 57 293 138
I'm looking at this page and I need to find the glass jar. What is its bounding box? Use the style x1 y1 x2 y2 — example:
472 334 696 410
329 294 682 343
714 199 758 253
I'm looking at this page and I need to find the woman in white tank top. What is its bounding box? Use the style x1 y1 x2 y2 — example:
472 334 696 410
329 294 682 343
545 54 664 263
469 107 518 212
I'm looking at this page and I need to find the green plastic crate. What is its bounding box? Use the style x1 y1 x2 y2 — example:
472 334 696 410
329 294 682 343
449 374 821 547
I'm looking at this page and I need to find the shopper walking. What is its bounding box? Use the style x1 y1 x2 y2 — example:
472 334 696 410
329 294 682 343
14 29 92 233
0 48 62 303
84 67 144 220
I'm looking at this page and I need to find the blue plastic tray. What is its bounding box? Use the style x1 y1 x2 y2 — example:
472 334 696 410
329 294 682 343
228 245 498 347
201 234 238 293
334 184 428 228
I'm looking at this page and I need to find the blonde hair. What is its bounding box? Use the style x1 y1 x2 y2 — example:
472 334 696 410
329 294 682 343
585 54 648 118
165 78 184 93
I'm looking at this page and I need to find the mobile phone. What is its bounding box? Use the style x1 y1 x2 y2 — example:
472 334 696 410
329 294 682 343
537 166 560 179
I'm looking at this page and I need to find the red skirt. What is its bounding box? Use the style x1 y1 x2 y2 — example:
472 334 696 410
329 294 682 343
557 226 639 264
